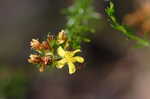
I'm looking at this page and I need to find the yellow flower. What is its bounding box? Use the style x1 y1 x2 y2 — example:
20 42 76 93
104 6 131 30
56 46 84 74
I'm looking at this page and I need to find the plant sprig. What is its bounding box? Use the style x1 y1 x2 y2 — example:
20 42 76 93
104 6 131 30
28 0 100 74
105 1 150 47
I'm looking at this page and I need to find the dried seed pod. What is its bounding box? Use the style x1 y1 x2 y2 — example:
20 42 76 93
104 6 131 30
41 41 50 50
28 54 41 64
41 56 52 65
30 39 42 50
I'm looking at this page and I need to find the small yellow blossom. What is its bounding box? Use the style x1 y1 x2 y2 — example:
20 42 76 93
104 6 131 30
56 46 84 74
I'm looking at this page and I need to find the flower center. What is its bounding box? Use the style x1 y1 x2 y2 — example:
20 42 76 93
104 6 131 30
65 52 74 62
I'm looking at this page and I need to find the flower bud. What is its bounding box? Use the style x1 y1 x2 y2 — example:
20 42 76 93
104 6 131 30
28 54 41 64
41 56 52 65
41 41 50 50
57 30 67 44
47 35 54 42
30 39 42 50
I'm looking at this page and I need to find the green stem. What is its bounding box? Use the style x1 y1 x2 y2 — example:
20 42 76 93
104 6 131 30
106 1 150 47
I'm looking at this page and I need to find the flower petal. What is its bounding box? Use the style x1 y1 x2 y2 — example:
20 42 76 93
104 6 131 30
57 46 65 57
72 49 81 56
56 59 66 69
68 62 76 74
74 56 84 63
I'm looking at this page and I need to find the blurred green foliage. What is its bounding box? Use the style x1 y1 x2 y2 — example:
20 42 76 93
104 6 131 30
64 0 101 49
0 67 28 99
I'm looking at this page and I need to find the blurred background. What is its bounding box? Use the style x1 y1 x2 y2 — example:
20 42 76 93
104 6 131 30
0 0 150 99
